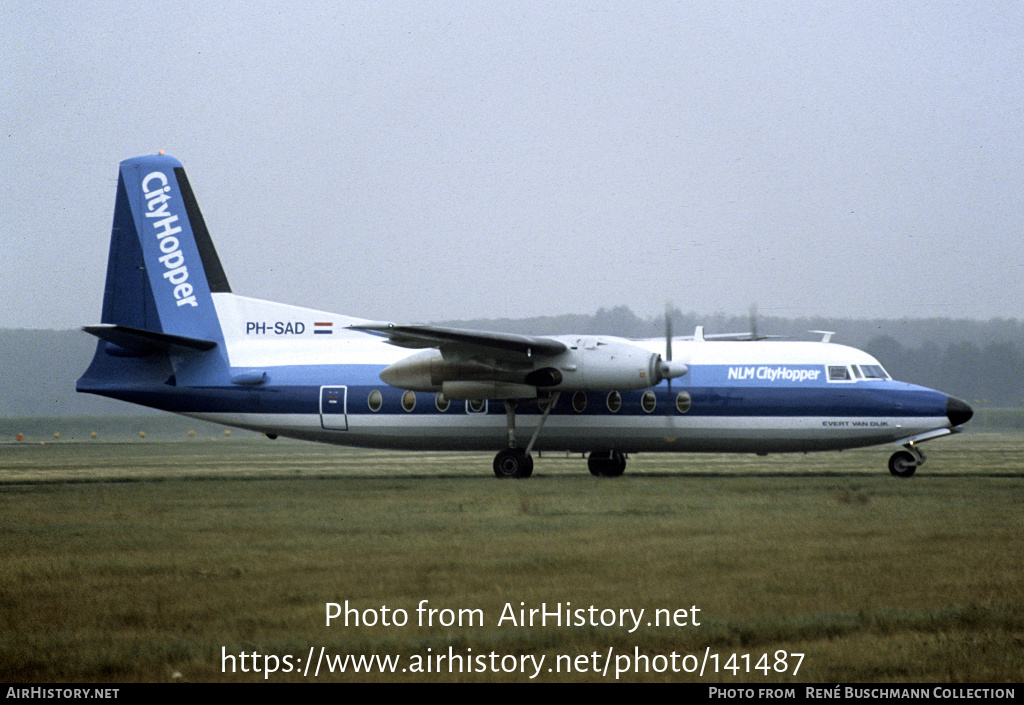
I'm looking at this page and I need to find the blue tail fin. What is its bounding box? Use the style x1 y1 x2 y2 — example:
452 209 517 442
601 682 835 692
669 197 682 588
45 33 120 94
79 155 233 400
101 154 231 337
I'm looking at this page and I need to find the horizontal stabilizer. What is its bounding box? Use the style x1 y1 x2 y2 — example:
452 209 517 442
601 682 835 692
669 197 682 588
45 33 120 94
83 323 217 356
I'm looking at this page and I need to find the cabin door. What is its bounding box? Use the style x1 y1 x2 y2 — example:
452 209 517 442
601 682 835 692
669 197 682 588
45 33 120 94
320 386 349 430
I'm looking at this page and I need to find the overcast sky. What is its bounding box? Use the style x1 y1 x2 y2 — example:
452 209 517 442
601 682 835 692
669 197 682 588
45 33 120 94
4 1 1022 330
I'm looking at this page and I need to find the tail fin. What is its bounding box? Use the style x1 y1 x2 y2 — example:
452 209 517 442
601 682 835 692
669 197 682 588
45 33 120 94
79 155 233 399
100 154 230 338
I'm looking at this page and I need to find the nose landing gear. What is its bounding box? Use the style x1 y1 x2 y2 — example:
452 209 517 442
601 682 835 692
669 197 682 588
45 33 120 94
889 445 925 478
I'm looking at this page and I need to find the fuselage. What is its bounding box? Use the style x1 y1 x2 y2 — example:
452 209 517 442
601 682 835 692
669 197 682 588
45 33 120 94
77 154 972 478
80 293 966 456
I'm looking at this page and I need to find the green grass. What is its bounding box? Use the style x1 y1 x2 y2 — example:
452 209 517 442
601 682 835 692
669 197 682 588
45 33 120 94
0 431 1022 682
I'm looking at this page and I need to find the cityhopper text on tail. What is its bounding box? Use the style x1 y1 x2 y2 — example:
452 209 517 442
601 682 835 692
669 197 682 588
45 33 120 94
77 154 974 478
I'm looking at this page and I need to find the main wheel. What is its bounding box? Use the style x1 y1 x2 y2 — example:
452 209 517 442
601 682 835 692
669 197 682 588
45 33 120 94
587 450 627 477
607 450 626 477
494 448 533 478
888 450 917 478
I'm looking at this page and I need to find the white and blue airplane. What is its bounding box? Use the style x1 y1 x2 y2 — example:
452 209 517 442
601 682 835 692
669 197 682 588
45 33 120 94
78 154 973 478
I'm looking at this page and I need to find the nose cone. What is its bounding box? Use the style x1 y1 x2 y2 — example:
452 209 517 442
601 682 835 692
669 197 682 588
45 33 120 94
947 396 973 427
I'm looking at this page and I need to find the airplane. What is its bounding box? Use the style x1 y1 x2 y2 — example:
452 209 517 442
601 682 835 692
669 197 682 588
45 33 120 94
77 154 974 479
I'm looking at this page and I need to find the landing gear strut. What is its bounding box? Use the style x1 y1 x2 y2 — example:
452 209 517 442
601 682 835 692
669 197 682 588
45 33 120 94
588 450 627 477
492 395 560 479
889 445 925 478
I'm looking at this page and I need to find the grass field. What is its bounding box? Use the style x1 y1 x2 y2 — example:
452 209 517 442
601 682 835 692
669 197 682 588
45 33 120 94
0 428 1021 682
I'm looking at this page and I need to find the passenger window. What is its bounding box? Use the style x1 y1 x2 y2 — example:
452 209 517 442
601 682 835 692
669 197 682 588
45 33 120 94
435 392 450 412
606 391 622 413
572 391 587 413
401 390 416 412
641 391 656 413
675 391 692 414
368 389 383 412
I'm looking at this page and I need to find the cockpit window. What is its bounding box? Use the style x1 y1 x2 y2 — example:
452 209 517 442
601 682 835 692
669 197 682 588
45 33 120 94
859 365 890 380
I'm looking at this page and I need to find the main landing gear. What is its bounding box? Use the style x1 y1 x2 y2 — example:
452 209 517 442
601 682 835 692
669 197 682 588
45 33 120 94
492 396 559 479
490 394 628 479
493 448 533 478
493 447 629 478
588 450 627 477
889 444 925 478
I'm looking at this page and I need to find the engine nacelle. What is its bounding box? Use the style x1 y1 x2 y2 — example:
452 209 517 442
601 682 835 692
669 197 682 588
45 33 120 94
378 337 687 395
546 338 665 391
379 350 526 392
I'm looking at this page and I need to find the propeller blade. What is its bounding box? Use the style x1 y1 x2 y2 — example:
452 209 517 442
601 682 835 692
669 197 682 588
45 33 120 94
665 303 673 362
663 304 681 426
661 304 686 381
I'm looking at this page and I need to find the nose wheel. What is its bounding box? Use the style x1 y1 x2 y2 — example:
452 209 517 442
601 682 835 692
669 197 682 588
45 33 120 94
889 445 925 478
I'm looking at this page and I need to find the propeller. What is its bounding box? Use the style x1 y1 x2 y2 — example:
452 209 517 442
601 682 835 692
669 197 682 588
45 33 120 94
659 302 688 427
665 304 673 426
665 303 672 366
657 302 687 381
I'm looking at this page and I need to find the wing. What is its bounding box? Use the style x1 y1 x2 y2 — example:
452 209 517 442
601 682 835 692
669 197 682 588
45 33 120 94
351 322 685 397
348 322 567 360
